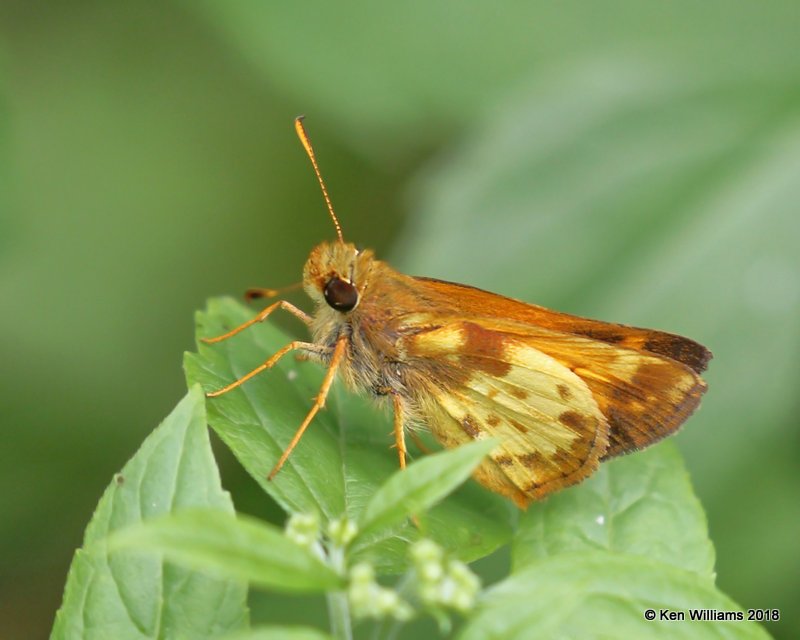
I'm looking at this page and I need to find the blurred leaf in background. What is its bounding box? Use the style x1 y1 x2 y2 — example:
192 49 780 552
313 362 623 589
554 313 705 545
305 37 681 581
0 1 798 638
396 59 800 638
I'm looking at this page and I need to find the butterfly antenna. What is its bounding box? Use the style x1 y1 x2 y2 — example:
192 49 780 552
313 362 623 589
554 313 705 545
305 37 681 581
294 116 344 243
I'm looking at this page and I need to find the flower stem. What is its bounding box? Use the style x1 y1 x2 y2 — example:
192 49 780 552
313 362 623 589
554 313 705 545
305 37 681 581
327 590 353 640
327 545 352 640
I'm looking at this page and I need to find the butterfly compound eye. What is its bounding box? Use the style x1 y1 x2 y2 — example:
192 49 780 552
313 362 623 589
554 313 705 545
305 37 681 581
323 277 359 312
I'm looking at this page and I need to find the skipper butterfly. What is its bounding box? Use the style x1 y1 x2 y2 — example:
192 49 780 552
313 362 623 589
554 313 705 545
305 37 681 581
203 117 711 508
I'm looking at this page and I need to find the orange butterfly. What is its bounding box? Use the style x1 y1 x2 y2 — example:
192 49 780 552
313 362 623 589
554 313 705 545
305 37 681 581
203 118 711 508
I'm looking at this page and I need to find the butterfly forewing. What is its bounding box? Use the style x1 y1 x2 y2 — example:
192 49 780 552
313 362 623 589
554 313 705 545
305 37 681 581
411 276 711 375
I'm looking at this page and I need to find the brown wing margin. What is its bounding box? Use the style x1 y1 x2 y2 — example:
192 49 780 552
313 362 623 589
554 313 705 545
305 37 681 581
411 276 712 375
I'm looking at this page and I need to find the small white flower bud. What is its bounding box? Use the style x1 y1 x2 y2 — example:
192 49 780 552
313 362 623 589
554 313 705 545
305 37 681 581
327 517 358 546
452 590 474 613
448 560 480 593
410 540 480 614
411 539 444 565
420 561 444 583
392 599 415 621
376 589 399 613
349 562 374 585
284 512 320 548
347 561 414 621
419 583 440 605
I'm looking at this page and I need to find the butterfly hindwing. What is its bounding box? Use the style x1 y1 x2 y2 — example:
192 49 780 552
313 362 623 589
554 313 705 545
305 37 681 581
399 318 609 507
396 311 706 504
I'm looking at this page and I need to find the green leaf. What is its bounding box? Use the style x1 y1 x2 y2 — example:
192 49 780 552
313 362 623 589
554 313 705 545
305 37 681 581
184 298 513 572
109 509 342 593
220 627 334 640
186 298 350 519
51 387 247 640
513 443 715 576
459 552 770 640
356 439 497 540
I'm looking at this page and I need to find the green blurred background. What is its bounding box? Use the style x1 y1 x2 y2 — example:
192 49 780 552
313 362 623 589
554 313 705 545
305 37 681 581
1 2 798 638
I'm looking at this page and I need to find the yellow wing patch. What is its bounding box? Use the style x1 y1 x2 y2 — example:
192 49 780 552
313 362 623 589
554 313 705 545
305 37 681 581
401 320 609 507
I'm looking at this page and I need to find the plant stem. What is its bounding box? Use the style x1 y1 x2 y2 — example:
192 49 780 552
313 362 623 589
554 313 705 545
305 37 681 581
327 545 353 640
327 591 353 640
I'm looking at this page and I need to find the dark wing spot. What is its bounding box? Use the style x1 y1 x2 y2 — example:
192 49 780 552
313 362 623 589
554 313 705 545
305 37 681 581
511 387 529 399
494 454 513 467
487 414 500 427
583 328 626 343
520 451 546 470
559 410 588 430
557 384 572 401
509 419 529 434
459 322 511 377
461 415 481 438
520 449 573 484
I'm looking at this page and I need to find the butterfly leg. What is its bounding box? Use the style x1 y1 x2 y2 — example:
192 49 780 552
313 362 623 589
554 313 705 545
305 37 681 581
244 282 303 301
391 395 423 528
391 394 408 470
202 300 312 345
268 336 348 480
206 340 331 397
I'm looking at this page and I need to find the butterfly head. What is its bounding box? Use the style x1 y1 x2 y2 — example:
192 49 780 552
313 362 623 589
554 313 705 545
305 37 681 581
303 241 375 313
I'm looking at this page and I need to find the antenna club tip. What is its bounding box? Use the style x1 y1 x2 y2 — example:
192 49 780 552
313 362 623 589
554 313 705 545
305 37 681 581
293 115 345 242
294 117 312 151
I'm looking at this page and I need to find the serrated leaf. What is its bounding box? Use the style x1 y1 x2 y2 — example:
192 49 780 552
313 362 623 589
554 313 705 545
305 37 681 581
459 552 770 640
109 509 342 593
513 443 715 576
184 298 513 572
51 387 247 640
186 298 349 519
356 439 496 540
